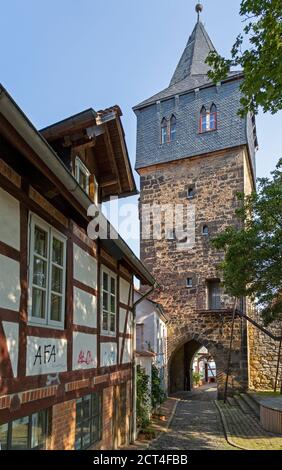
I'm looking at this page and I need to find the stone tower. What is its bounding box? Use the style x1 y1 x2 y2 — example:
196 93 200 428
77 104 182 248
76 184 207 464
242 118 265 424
134 7 259 398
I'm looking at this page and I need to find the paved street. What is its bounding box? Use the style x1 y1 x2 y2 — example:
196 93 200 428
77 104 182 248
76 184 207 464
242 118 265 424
150 385 233 450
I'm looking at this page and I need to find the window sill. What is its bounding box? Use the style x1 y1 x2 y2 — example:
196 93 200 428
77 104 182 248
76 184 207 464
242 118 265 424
198 128 217 135
196 308 233 315
28 321 65 331
101 331 116 337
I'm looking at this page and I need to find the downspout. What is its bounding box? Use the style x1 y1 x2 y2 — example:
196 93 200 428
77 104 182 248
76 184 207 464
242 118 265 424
131 283 158 443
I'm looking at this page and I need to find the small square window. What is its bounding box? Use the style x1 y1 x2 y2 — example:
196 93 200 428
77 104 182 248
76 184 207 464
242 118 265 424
186 278 193 288
187 188 194 199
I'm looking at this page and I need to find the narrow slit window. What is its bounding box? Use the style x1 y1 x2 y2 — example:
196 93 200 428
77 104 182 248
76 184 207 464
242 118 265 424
170 115 176 142
186 278 193 288
187 187 194 199
161 118 168 144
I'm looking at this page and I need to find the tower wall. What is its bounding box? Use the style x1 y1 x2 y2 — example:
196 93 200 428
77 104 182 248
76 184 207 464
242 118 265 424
139 147 249 397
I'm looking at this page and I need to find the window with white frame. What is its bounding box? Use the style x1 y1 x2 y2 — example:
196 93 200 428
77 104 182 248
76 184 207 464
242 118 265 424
29 214 66 328
75 156 90 194
101 266 116 335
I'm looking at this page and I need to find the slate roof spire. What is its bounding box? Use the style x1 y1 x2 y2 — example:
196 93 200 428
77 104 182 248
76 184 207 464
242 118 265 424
169 4 216 86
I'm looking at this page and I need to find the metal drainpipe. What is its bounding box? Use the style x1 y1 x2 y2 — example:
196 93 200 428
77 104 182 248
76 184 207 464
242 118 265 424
131 284 158 443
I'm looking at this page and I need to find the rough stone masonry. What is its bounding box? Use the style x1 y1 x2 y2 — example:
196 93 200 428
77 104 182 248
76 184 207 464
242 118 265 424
134 11 281 397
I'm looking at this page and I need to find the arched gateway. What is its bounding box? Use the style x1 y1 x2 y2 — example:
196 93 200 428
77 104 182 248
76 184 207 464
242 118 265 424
168 330 244 398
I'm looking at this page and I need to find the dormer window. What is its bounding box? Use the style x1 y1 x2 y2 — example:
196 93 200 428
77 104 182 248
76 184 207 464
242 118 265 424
200 104 217 133
75 156 90 194
161 118 168 144
170 115 177 142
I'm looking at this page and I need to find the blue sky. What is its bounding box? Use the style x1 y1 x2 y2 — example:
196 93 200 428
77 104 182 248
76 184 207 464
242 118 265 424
1 0 281 255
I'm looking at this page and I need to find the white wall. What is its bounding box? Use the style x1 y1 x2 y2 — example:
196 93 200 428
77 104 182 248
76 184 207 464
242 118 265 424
0 254 21 311
119 308 132 336
100 342 117 367
26 336 67 376
119 337 132 364
73 286 97 328
73 243 97 289
119 277 132 306
2 321 19 377
72 332 97 370
0 187 20 250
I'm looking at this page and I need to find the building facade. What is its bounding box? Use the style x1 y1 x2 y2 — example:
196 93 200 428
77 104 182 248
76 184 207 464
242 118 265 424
135 291 167 393
0 86 155 450
134 8 279 397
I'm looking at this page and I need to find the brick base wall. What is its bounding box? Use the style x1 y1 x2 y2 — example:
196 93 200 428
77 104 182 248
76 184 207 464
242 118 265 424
46 381 132 450
48 399 76 450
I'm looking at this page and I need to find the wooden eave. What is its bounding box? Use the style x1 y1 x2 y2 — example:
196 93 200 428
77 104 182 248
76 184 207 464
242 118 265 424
41 108 137 201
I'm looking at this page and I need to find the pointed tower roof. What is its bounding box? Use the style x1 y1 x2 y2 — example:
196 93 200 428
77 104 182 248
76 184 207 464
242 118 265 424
169 19 216 86
134 5 242 110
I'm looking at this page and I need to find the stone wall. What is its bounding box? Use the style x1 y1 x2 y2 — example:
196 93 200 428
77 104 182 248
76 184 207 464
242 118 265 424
248 313 282 391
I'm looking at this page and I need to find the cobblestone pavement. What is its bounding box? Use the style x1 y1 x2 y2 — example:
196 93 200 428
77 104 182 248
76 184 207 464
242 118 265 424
217 401 282 450
149 385 234 450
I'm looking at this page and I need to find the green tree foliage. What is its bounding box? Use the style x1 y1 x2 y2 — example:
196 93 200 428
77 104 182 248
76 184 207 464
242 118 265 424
212 159 282 325
136 365 150 429
151 365 166 409
206 0 282 115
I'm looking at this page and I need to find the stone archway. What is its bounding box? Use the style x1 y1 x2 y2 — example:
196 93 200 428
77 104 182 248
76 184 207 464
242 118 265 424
168 331 231 399
169 339 218 393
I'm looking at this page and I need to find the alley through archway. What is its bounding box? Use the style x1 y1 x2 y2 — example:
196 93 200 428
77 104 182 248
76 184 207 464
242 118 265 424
149 385 234 450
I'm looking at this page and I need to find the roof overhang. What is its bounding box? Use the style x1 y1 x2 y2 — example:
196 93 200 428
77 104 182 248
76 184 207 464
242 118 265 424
41 106 137 201
0 84 155 286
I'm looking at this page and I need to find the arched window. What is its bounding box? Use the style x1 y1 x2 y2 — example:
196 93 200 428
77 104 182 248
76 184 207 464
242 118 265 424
199 104 217 133
161 118 168 144
202 225 209 236
209 103 217 131
170 115 177 142
200 106 207 132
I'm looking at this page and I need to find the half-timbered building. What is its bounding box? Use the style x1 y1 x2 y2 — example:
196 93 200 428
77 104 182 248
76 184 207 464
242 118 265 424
0 85 156 450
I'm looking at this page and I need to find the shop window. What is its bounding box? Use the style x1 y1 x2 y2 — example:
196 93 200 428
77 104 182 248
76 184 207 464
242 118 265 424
75 392 102 450
0 410 48 450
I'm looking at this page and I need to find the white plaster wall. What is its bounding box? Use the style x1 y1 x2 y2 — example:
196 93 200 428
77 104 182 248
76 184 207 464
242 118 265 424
0 254 21 311
119 308 132 335
100 342 117 367
136 356 152 393
72 331 97 370
119 337 132 364
2 321 19 377
73 243 97 289
73 286 97 328
0 188 20 250
26 336 67 376
119 278 132 306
